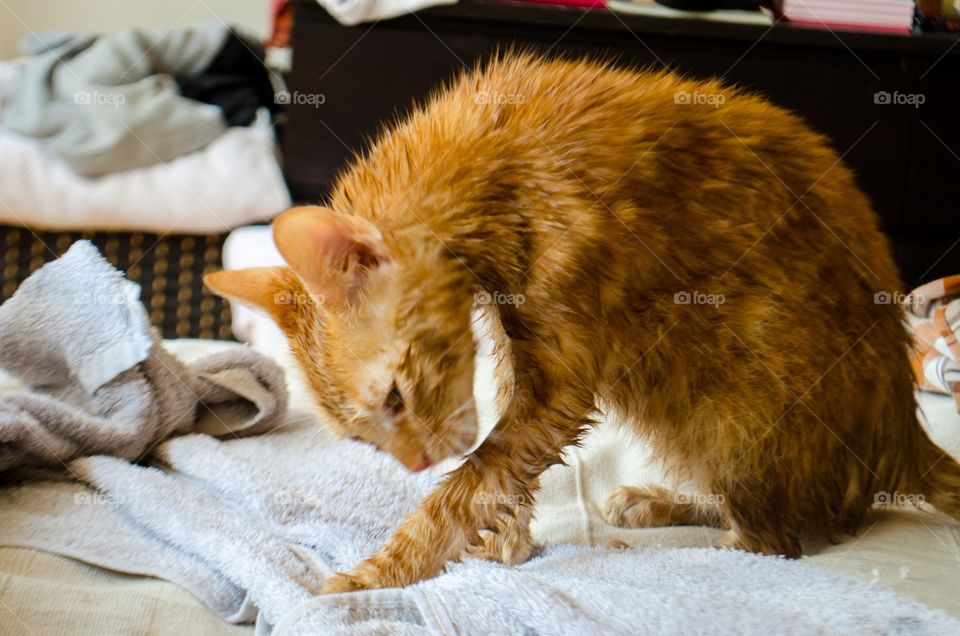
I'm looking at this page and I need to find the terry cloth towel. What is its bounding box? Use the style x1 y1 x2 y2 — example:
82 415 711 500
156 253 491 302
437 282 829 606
908 274 960 411
0 240 288 477
0 415 958 634
0 23 268 177
1 374 959 632
0 102 291 234
275 545 960 635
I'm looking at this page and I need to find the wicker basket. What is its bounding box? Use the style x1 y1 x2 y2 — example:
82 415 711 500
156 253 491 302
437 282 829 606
1 225 234 340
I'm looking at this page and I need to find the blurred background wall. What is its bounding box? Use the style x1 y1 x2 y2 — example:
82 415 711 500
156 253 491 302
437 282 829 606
0 0 269 59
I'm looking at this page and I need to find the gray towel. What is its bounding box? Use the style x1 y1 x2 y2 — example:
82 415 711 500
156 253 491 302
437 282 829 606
0 240 288 478
0 23 229 177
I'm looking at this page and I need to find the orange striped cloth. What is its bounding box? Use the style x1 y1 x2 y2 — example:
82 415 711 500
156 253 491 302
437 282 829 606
907 275 960 411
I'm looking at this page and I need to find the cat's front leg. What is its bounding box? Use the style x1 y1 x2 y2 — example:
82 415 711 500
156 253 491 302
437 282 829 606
321 454 490 593
465 496 543 565
322 390 591 593
321 446 534 593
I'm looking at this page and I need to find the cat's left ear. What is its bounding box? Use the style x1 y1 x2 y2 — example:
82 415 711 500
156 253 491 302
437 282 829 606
203 266 297 324
272 206 391 306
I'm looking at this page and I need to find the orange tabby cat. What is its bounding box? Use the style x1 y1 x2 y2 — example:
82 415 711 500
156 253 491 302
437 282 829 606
206 54 960 592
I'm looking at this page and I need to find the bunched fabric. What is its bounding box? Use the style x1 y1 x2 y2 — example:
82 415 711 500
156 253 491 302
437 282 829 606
0 241 288 477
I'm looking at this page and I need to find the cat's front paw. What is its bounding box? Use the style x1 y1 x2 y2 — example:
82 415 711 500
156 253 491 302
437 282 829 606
321 551 437 593
321 557 397 593
321 571 371 594
467 527 541 564
465 507 540 565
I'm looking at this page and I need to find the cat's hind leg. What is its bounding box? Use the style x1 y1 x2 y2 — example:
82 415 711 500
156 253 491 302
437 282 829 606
717 507 803 558
713 482 805 558
600 483 804 558
601 485 727 529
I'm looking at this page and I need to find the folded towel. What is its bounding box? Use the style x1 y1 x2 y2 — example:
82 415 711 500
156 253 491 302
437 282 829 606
0 88 290 233
0 240 288 477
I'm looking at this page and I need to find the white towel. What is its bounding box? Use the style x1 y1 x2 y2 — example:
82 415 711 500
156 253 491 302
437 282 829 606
276 545 960 635
0 404 433 627
1 386 958 634
0 58 289 234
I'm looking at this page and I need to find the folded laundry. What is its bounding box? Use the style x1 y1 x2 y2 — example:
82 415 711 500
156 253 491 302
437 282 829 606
0 103 291 233
0 23 276 177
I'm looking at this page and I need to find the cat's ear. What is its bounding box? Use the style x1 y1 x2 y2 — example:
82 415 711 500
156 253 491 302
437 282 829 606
203 266 296 323
272 206 390 306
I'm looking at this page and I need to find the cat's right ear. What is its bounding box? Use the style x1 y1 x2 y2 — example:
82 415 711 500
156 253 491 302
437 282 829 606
203 266 296 324
272 206 390 306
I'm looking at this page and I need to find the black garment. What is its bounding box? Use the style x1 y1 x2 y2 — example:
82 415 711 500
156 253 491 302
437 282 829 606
176 30 277 127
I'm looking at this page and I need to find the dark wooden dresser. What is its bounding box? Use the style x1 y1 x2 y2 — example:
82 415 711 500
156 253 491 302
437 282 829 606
283 0 960 288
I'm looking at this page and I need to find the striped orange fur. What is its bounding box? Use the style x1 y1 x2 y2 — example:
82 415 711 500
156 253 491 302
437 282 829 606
206 54 960 592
